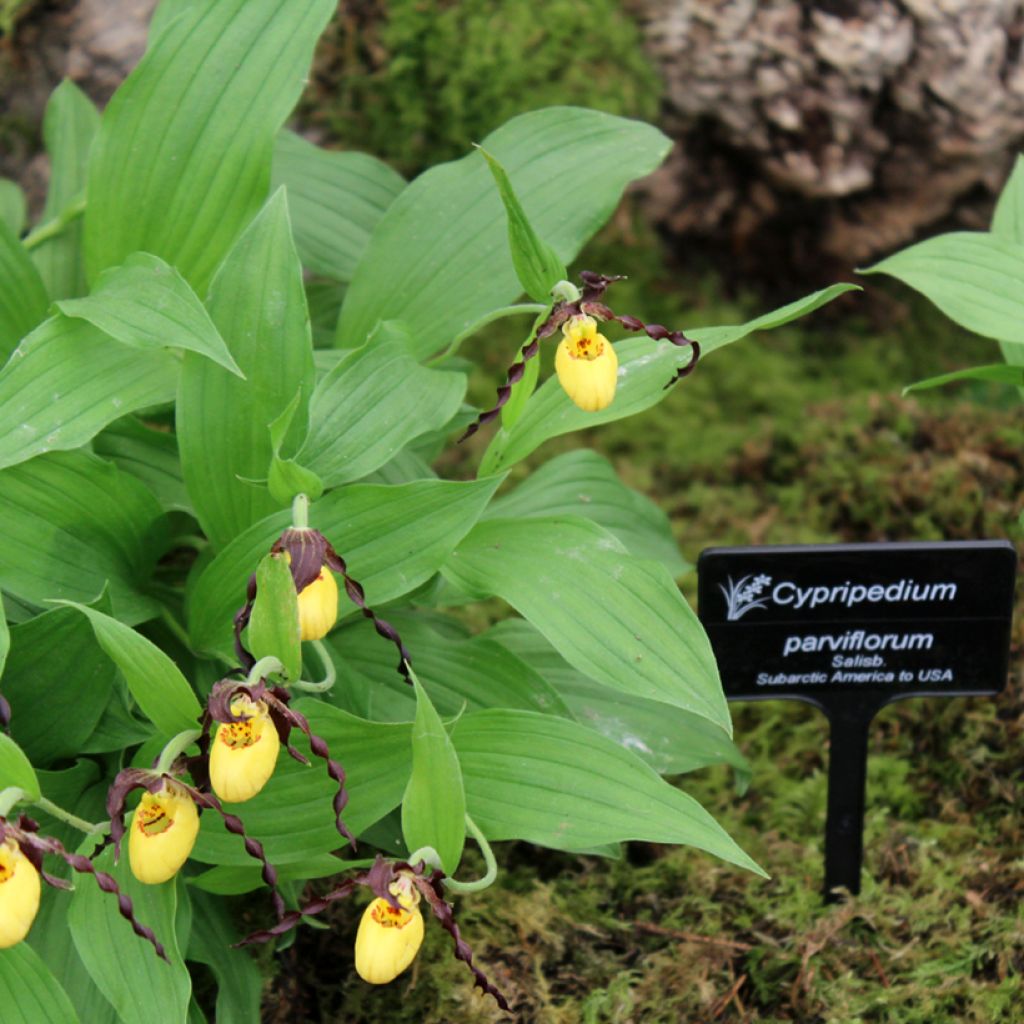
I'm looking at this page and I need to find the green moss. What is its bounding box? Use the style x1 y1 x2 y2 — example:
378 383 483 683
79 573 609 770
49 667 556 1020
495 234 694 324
304 0 660 173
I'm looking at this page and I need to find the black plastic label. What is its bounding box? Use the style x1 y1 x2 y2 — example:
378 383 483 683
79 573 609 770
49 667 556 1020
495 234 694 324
698 541 1016 707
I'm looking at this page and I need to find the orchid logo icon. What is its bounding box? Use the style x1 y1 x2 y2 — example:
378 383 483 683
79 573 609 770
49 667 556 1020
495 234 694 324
721 574 773 621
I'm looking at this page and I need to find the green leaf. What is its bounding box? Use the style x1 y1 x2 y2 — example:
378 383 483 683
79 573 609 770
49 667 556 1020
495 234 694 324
484 283 858 472
486 449 688 576
93 418 192 515
0 733 39 799
298 322 466 486
191 701 412 865
477 145 565 302
69 845 191 1024
58 252 244 376
402 677 466 872
33 759 101 848
271 129 406 282
0 591 8 680
452 710 763 874
0 315 178 472
186 891 261 1024
84 0 335 292
0 218 50 361
992 155 1024 244
862 233 1024 346
247 552 301 681
188 853 355 895
187 477 500 658
0 943 80 1024
177 189 315 550
903 362 1024 394
488 618 749 781
53 602 202 737
338 107 671 357
443 517 730 733
0 179 26 236
3 607 116 765
0 451 166 623
32 79 100 301
323 614 571 722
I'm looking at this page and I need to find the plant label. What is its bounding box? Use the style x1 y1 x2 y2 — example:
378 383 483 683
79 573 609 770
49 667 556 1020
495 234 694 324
697 540 1016 900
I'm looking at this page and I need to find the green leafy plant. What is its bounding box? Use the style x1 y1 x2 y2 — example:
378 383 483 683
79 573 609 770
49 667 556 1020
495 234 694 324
0 1 854 1017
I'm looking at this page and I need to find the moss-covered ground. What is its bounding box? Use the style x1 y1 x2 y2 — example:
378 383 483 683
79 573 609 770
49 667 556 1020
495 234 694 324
259 219 1023 1023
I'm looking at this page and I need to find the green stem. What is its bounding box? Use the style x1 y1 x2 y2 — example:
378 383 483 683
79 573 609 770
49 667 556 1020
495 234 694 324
291 639 336 693
34 796 106 836
154 729 202 774
158 605 192 652
0 787 28 819
291 493 309 530
22 192 86 250
429 303 548 365
246 655 285 687
443 814 498 894
407 845 444 872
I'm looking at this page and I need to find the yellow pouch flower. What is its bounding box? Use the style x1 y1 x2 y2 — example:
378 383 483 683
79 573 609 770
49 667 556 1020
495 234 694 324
0 836 40 948
128 780 199 885
210 696 281 803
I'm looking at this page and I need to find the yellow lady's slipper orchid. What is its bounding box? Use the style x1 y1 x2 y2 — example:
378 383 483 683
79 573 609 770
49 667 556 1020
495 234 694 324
0 836 40 948
128 780 200 884
354 882 425 985
554 314 618 412
209 696 281 804
297 569 338 641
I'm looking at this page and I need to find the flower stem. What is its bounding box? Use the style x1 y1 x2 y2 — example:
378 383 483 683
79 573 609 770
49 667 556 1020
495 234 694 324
407 845 444 872
154 729 203 774
291 493 310 530
246 656 285 688
443 814 498 894
22 192 86 250
291 639 336 693
33 796 106 836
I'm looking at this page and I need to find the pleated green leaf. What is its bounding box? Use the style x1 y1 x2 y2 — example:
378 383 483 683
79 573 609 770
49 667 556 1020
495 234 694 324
0 733 39 799
992 154 1024 244
0 943 80 1024
191 701 412 865
58 252 243 376
247 552 301 682
484 283 858 472
32 79 100 301
452 710 763 874
401 677 466 873
0 219 49 362
323 614 571 722
271 129 405 282
486 449 688 576
187 477 499 658
477 145 565 302
93 418 191 515
177 190 315 550
3 607 116 765
337 107 671 357
904 362 1024 394
487 618 749 781
0 315 178 472
84 0 335 291
69 845 191 1024
54 603 202 737
443 517 730 733
0 451 166 623
862 233 1024 346
186 891 261 1024
0 178 26 235
298 323 466 486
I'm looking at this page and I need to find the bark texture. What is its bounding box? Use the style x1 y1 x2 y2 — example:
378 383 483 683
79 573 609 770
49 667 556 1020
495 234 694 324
634 0 1024 278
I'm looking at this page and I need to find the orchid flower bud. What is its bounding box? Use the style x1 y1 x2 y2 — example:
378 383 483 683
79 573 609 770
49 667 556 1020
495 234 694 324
354 879 425 985
128 780 199 884
296 569 338 641
554 314 618 412
209 695 281 804
0 836 40 948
